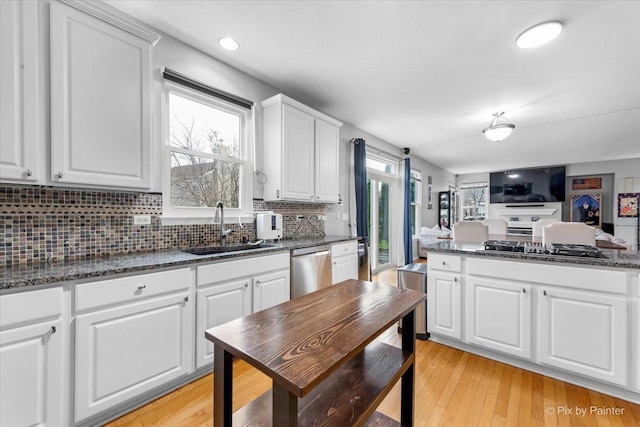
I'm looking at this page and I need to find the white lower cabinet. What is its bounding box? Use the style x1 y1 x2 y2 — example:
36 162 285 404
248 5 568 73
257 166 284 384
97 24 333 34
465 277 532 359
331 241 358 284
0 288 66 427
253 270 290 312
196 279 252 368
538 287 628 386
74 269 193 422
195 252 290 369
427 271 462 339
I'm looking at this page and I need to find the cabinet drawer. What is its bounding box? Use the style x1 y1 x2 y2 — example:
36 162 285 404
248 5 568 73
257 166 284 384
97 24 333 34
1 287 63 328
75 268 191 312
428 254 462 273
467 257 628 295
331 241 357 257
197 253 289 286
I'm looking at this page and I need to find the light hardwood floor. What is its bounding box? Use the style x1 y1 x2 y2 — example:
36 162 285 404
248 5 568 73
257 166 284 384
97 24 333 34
107 260 640 426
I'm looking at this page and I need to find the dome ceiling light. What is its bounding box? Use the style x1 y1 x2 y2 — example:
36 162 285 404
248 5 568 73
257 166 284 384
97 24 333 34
219 37 239 51
482 112 516 142
516 21 563 48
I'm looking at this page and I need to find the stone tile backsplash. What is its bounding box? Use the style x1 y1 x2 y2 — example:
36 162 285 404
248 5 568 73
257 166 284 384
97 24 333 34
0 185 326 266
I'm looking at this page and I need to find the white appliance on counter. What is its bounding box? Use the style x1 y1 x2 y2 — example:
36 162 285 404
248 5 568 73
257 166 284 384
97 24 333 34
256 213 283 240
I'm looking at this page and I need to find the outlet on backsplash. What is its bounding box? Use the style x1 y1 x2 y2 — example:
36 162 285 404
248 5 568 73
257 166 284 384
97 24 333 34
133 215 151 225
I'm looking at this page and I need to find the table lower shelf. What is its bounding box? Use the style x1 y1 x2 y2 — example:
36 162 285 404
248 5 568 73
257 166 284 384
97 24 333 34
232 342 412 427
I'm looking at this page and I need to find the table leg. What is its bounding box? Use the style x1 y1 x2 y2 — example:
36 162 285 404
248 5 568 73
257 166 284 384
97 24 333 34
273 382 298 427
400 309 415 426
214 345 233 427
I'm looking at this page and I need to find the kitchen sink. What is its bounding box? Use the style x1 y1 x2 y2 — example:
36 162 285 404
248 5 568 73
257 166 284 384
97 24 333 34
182 243 276 255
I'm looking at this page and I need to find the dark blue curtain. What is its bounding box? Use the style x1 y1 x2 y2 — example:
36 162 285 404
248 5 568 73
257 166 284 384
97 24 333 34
403 157 413 264
353 139 368 242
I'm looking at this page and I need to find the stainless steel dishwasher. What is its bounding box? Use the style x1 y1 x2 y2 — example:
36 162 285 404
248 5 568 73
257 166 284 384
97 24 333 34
291 245 332 299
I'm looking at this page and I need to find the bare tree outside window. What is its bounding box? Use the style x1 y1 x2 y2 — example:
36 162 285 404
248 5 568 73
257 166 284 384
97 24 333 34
461 183 488 220
168 93 243 209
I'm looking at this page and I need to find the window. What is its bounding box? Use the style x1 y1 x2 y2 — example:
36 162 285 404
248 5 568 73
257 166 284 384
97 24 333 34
365 149 400 272
460 182 488 221
410 169 422 236
163 83 253 220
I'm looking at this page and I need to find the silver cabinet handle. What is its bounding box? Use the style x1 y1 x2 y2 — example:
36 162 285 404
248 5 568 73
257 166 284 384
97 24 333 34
183 296 189 303
543 290 547 296
244 283 248 288
523 288 526 293
50 326 57 334
442 261 446 266
57 171 64 179
453 277 457 282
26 169 33 177
137 285 146 290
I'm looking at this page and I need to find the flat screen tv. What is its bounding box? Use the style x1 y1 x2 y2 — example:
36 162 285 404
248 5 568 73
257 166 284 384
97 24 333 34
489 166 566 203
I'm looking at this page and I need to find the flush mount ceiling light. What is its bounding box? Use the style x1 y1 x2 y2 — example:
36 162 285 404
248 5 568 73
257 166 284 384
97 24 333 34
482 112 515 142
516 21 563 48
218 37 239 51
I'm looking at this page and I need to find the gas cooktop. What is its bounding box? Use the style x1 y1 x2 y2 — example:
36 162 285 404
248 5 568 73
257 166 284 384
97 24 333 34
548 243 603 258
482 240 605 258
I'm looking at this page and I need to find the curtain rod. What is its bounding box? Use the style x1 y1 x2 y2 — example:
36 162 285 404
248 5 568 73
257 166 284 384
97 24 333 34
349 138 405 161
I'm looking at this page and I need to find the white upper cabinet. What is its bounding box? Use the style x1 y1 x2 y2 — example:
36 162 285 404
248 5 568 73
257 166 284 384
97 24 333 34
281 104 315 200
49 0 159 189
262 94 342 203
0 0 41 183
314 118 340 202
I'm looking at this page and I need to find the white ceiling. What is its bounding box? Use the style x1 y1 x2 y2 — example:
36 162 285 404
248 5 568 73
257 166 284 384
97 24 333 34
106 0 640 174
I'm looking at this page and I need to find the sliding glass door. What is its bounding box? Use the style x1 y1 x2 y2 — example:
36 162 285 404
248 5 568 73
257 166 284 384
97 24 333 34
367 177 391 272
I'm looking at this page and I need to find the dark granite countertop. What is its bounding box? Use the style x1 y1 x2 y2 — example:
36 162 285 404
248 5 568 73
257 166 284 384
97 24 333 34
0 235 357 291
424 240 640 270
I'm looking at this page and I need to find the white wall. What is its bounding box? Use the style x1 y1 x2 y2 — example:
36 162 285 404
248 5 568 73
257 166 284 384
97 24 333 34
457 158 640 248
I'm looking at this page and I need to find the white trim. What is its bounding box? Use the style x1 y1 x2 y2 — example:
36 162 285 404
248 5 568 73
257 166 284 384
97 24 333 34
58 0 161 45
260 94 342 127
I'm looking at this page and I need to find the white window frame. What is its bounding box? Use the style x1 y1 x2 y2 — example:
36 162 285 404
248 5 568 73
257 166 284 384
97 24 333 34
411 169 422 237
460 182 488 221
366 149 401 272
161 81 254 224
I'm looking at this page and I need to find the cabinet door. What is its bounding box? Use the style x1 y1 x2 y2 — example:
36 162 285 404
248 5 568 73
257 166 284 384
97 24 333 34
637 297 640 392
466 277 531 359
50 1 151 189
253 269 291 312
196 279 251 369
427 271 462 339
332 254 358 284
0 0 39 182
75 293 192 421
0 319 64 427
538 288 627 386
314 118 339 203
282 104 315 200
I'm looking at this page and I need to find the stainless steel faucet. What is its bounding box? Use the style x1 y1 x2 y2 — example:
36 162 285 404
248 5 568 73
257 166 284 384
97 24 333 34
214 201 235 245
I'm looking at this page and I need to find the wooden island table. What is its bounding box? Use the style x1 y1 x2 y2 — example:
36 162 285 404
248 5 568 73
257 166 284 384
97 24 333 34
205 279 426 427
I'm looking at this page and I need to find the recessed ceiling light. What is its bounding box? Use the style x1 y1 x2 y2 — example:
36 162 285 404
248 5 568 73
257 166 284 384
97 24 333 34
516 21 563 48
219 37 239 51
508 174 520 179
